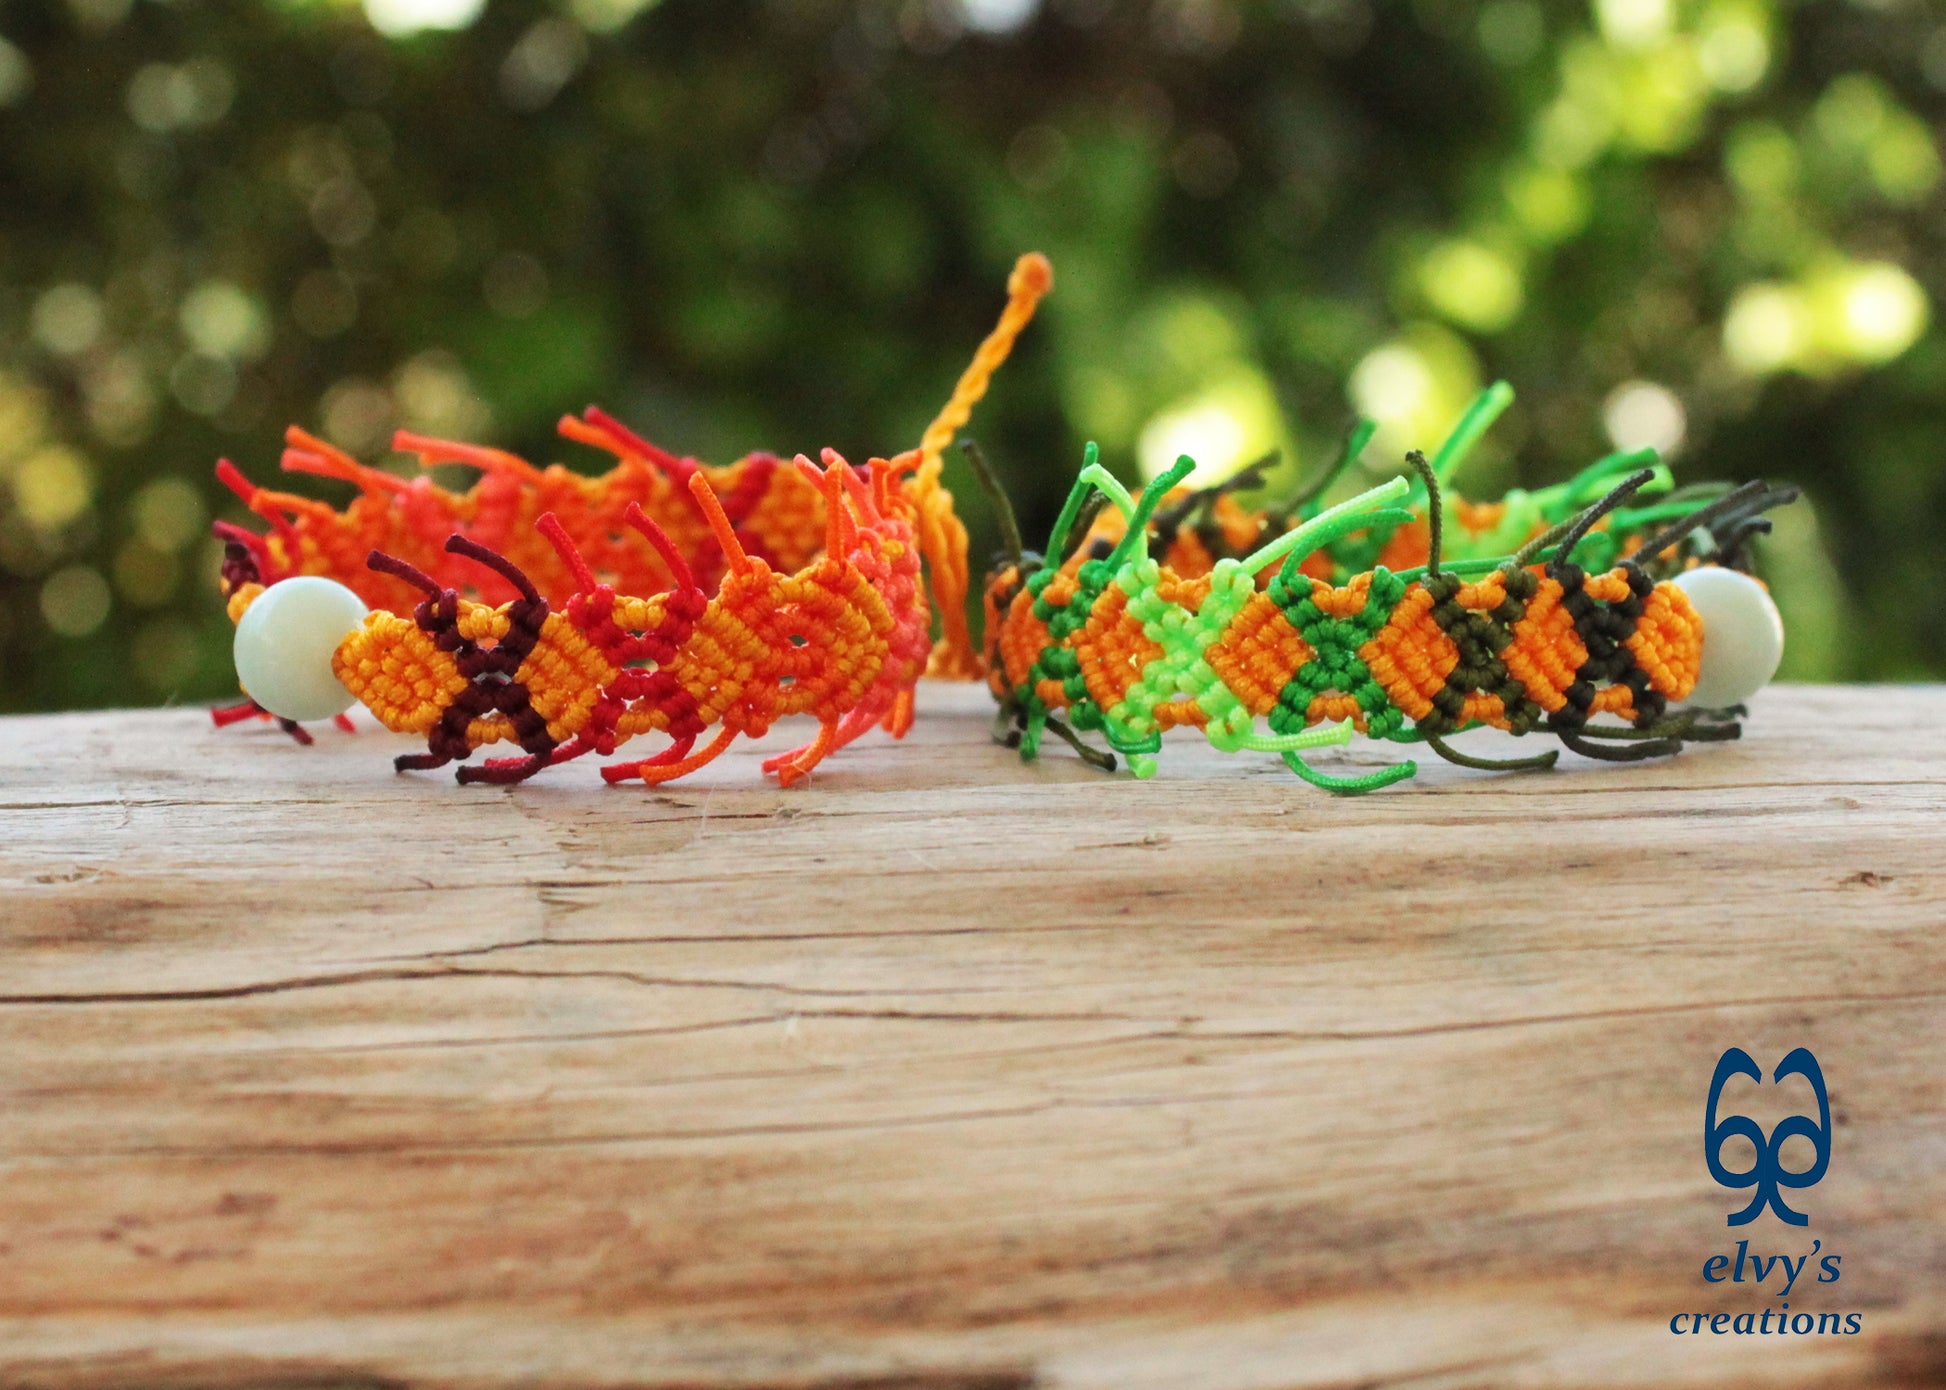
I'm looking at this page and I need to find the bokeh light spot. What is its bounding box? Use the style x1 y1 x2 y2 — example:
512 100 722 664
125 59 234 133
131 477 208 552
181 280 271 360
1533 90 1614 169
1596 0 1672 50
500 18 588 111
12 445 94 529
1148 294 1248 377
1137 369 1286 486
1724 121 1796 199
1503 164 1589 242
1420 239 1524 333
0 375 51 469
1350 325 1483 462
1067 366 1137 446
169 354 239 417
1836 263 1928 363
364 0 487 38
0 35 32 108
321 378 394 454
309 177 378 247
1603 380 1686 457
1697 10 1768 93
1814 73 1886 146
41 565 111 638
1723 283 1808 374
1141 402 1242 484
1613 44 1709 152
84 352 159 447
958 0 1039 34
1352 345 1432 429
394 350 491 438
1866 116 1941 204
32 284 105 356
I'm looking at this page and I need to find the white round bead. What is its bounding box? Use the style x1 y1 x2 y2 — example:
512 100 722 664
232 577 369 723
1671 566 1784 709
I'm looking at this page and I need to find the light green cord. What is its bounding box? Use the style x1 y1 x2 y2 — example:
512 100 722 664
1242 476 1412 575
1042 440 1104 558
1429 380 1514 482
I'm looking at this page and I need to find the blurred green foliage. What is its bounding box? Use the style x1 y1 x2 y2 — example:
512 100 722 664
3 0 1944 713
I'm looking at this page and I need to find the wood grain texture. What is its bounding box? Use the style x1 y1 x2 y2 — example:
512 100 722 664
0 683 1941 1389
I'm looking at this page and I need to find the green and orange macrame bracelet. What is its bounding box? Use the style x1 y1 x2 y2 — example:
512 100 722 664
979 384 1796 791
209 254 1052 786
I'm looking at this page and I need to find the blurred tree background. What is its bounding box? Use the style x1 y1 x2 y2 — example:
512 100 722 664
1 0 1943 713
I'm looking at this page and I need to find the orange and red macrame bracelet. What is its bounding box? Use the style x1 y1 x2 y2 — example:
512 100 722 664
212 254 1052 786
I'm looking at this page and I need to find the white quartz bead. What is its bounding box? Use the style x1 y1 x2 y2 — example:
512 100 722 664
1671 566 1784 709
232 577 368 723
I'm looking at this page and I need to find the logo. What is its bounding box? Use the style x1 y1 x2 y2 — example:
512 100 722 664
1704 1046 1831 1227
1673 1046 1858 1339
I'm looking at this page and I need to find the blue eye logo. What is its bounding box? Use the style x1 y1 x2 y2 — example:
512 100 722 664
1704 1047 1831 1227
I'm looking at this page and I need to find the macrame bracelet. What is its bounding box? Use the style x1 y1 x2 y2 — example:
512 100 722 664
1061 383 1758 585
211 253 1052 785
981 386 1797 791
